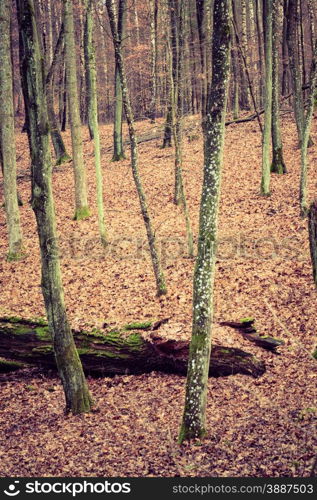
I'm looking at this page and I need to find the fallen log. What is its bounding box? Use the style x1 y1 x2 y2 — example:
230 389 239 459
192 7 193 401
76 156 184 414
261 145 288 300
0 317 265 378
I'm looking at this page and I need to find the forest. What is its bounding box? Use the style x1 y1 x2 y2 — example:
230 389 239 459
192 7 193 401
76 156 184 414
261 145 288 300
0 0 317 480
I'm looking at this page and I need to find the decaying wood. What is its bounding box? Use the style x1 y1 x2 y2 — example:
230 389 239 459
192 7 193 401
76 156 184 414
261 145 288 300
220 318 285 351
0 318 265 377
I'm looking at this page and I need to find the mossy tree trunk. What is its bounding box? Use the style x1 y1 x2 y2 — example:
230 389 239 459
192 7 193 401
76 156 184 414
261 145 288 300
260 0 273 196
0 0 23 261
83 0 107 246
179 0 231 443
106 0 167 297
63 0 90 220
111 0 126 162
271 0 287 174
17 0 93 415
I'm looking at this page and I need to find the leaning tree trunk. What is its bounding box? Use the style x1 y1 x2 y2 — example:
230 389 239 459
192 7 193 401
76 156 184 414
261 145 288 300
260 0 273 196
0 0 23 261
63 0 90 220
179 0 231 443
83 0 107 246
0 318 266 378
106 0 167 297
271 0 287 174
17 0 93 415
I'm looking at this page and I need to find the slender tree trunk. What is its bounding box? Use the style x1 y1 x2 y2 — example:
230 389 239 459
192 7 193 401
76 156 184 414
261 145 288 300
260 0 273 196
106 0 167 297
255 0 264 107
111 0 126 161
179 0 231 443
83 0 107 246
0 0 23 261
63 0 90 220
241 0 250 109
17 0 93 415
196 0 207 115
271 0 287 174
299 39 317 216
45 24 71 166
148 0 158 122
286 0 305 146
308 200 317 289
230 8 240 120
281 0 290 98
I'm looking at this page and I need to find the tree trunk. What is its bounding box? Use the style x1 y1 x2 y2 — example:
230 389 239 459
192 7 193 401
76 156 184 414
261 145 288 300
231 18 240 120
148 0 158 122
287 0 305 146
17 0 93 415
45 23 71 166
299 38 317 216
111 0 126 161
63 0 90 220
308 201 317 289
271 0 287 174
255 0 264 108
179 0 231 443
83 0 107 246
0 318 266 378
240 0 250 109
167 1 194 257
260 0 273 196
0 0 23 261
106 0 167 297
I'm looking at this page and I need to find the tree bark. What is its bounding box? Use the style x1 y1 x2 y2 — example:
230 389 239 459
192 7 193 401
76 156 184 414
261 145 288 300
63 0 90 220
308 201 317 289
148 0 158 122
271 0 287 174
106 0 167 297
260 0 273 196
300 38 317 216
83 0 107 246
0 318 266 378
179 0 231 443
286 0 305 146
0 0 23 261
45 23 71 166
111 0 126 161
17 0 93 415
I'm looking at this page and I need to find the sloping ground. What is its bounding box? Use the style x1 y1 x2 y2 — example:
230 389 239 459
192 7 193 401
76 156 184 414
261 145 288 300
0 116 316 477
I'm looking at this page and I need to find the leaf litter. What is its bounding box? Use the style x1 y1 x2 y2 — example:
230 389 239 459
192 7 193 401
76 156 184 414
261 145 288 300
0 116 316 477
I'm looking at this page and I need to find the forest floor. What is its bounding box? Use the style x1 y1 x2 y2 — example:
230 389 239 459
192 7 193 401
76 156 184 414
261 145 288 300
0 115 317 477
